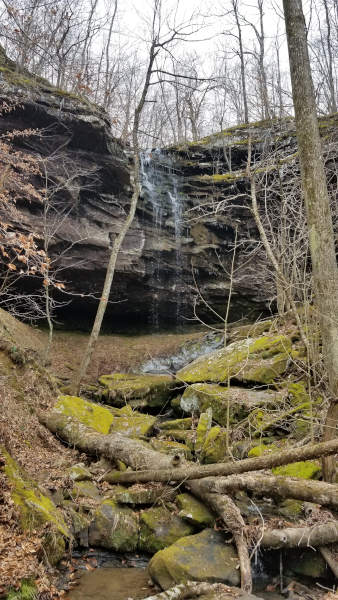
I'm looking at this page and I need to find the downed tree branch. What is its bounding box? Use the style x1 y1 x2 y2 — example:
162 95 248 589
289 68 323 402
319 546 338 579
260 520 338 548
201 473 338 509
188 480 252 594
141 581 251 600
38 412 183 471
104 438 338 483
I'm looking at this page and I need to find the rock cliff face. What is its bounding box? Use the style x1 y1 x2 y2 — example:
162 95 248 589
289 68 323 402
1 49 337 328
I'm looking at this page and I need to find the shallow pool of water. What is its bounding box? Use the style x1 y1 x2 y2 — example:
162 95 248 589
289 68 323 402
65 567 155 600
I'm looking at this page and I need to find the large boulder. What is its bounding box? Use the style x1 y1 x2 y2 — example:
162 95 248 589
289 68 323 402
148 529 240 589
54 395 156 437
176 335 292 385
88 498 139 551
180 384 283 426
98 373 175 408
139 506 195 554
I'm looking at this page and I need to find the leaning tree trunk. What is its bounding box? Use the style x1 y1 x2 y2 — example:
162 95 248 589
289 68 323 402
283 0 338 482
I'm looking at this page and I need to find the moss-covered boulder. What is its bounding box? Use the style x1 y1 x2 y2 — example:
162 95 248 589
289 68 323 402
160 429 196 450
201 426 228 463
98 373 175 408
109 405 156 437
55 395 114 433
195 409 212 453
63 501 90 546
159 418 193 431
69 480 102 501
68 463 92 482
2 448 70 565
180 384 281 426
55 395 156 438
139 506 195 554
177 335 292 385
88 499 139 551
176 493 214 527
285 548 327 579
150 438 192 460
277 499 303 521
148 529 240 589
115 484 176 506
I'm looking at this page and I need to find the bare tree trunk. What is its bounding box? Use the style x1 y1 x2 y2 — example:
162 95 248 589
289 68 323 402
72 38 157 394
283 0 338 482
319 545 338 578
202 473 338 509
104 438 338 484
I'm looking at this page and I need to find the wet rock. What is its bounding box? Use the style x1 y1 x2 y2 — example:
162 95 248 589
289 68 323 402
98 373 175 408
180 384 281 426
139 506 195 554
141 332 224 373
148 528 240 589
88 499 139 551
177 335 292 385
285 548 328 579
176 493 214 527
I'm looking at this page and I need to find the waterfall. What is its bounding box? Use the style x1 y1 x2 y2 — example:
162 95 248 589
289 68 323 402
140 149 184 329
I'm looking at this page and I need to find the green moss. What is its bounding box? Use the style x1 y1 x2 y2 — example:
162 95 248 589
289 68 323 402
272 460 321 479
139 506 194 554
98 373 174 408
159 418 192 430
7 580 37 600
55 395 113 434
248 442 278 458
161 429 196 450
3 448 69 537
88 499 139 551
201 426 228 463
150 438 192 460
249 402 310 437
195 409 212 453
278 499 303 520
177 334 292 384
176 493 214 527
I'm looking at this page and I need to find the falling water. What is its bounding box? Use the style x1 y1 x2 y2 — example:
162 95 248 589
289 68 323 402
140 149 184 329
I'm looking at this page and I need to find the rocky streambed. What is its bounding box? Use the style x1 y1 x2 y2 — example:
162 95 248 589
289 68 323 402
2 315 338 600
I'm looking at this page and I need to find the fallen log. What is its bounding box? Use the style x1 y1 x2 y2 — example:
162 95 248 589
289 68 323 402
201 473 338 509
142 581 260 600
104 438 338 484
188 480 252 594
260 520 338 548
38 412 182 471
